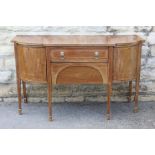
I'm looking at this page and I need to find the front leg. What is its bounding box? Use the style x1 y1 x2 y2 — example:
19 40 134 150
48 82 52 121
134 43 142 113
17 78 22 115
107 47 113 120
107 83 112 120
46 47 52 121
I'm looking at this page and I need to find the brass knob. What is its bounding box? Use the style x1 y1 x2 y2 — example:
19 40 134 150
60 51 64 59
95 51 99 59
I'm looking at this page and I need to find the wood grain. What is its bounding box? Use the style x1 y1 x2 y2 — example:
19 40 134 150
50 47 108 62
113 45 138 81
107 47 114 120
134 43 142 112
12 35 144 46
14 43 22 115
52 63 108 84
17 45 47 83
46 47 52 121
12 35 144 121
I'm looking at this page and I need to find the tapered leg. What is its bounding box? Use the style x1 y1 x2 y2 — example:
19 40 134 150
17 78 22 115
22 81 28 103
14 43 22 115
133 43 142 113
48 83 52 121
107 47 113 120
46 47 52 121
107 83 112 120
134 79 140 113
128 81 132 102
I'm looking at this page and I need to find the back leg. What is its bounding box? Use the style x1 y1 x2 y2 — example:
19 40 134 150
22 81 28 103
127 81 132 102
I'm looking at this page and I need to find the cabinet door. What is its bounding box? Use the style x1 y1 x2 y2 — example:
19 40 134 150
113 45 138 81
17 45 47 83
52 63 108 84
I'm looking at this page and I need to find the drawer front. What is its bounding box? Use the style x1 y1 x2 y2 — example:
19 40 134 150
50 48 108 62
52 63 108 84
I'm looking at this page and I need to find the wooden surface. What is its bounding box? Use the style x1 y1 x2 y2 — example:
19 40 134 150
50 47 108 63
52 63 108 84
12 35 144 46
16 45 47 83
12 35 44 46
113 45 138 81
12 35 144 121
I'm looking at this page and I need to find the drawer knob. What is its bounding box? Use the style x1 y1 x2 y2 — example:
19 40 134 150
60 51 64 59
95 51 99 59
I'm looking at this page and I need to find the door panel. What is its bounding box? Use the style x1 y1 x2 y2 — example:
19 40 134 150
17 45 47 82
113 45 138 81
52 63 108 84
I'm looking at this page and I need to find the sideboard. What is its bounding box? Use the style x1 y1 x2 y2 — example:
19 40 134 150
12 35 144 121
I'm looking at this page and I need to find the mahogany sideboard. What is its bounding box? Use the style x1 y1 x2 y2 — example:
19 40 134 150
12 35 144 121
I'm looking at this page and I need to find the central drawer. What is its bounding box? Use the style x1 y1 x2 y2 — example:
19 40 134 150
50 48 108 62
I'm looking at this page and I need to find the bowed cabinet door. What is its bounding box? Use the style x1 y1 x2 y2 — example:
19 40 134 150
16 45 47 83
113 45 139 81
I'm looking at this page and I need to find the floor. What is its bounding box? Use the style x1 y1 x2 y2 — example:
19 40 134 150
0 101 155 129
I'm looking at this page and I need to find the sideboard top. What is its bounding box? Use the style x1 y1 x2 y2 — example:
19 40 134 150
12 35 144 46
